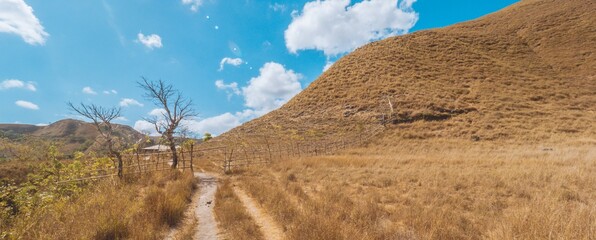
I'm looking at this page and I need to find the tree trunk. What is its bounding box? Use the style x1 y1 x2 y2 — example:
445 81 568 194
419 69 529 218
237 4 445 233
114 152 123 178
108 139 124 178
169 139 178 169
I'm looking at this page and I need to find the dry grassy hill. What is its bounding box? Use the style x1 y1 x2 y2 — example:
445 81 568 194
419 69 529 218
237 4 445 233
0 119 143 154
224 0 595 143
218 2 596 239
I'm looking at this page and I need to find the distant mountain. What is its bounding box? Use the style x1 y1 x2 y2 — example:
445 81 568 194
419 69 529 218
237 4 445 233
222 0 595 143
0 119 145 154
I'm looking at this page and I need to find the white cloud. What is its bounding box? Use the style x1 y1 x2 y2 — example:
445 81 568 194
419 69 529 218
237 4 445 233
102 0 125 46
323 61 334 72
137 33 162 49
181 0 203 12
82 86 97 95
215 80 240 99
103 89 118 95
207 62 301 134
15 100 38 110
133 120 158 136
182 113 243 136
285 0 418 56
115 116 128 122
133 109 166 135
0 79 36 91
0 0 49 45
174 109 257 136
270 3 287 12
218 57 244 71
136 62 302 136
135 107 248 136
119 98 144 107
400 0 416 9
149 108 166 117
35 123 48 126
243 62 302 114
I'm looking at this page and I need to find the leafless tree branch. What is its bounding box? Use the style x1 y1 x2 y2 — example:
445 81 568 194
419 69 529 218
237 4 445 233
67 102 126 177
137 77 197 168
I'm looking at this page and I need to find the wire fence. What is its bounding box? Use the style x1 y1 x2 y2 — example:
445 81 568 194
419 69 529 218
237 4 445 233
57 127 383 182
210 127 383 172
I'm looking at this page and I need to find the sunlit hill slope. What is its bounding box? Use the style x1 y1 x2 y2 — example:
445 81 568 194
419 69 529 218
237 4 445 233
224 0 595 143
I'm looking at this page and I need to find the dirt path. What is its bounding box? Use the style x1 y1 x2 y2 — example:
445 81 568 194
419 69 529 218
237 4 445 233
233 187 285 240
194 172 219 240
164 185 199 240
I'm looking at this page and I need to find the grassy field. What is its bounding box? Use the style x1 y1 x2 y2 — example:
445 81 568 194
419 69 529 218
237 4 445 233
214 179 264 240
234 139 595 239
1 0 593 239
5 171 196 240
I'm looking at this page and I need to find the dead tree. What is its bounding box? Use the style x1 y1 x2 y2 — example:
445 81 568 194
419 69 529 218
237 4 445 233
138 77 196 169
178 127 197 171
67 102 125 178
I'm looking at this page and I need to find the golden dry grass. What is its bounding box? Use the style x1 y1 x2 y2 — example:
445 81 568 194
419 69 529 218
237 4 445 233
220 2 595 238
212 2 595 239
173 216 198 240
144 172 196 228
235 140 596 239
214 178 264 240
223 0 595 144
8 171 196 240
0 161 36 184
211 1 595 239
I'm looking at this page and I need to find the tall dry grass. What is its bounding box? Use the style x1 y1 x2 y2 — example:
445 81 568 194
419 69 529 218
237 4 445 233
237 140 596 239
214 178 264 240
9 171 196 240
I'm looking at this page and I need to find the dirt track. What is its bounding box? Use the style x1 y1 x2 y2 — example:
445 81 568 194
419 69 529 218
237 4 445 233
233 187 285 240
194 172 219 240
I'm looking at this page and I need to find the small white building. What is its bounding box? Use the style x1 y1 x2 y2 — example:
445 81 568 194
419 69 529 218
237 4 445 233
142 144 180 153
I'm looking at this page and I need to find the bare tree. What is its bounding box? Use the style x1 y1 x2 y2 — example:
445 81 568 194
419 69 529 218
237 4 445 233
137 77 196 168
67 102 125 177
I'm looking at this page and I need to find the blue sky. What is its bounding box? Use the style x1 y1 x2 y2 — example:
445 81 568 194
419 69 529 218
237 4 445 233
0 0 518 136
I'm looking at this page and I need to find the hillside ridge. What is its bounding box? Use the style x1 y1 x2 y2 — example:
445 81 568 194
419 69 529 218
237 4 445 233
0 119 144 153
222 0 595 143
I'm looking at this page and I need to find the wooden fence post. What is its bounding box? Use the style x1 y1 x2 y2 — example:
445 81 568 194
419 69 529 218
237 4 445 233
264 135 273 163
223 148 227 172
136 149 141 174
181 149 186 172
155 152 160 171
190 144 194 172
224 148 234 174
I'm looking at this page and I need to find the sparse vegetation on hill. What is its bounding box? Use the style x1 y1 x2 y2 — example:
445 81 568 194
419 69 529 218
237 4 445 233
68 102 129 178
1 77 201 239
217 0 595 239
1 149 113 237
0 119 143 156
224 0 595 143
